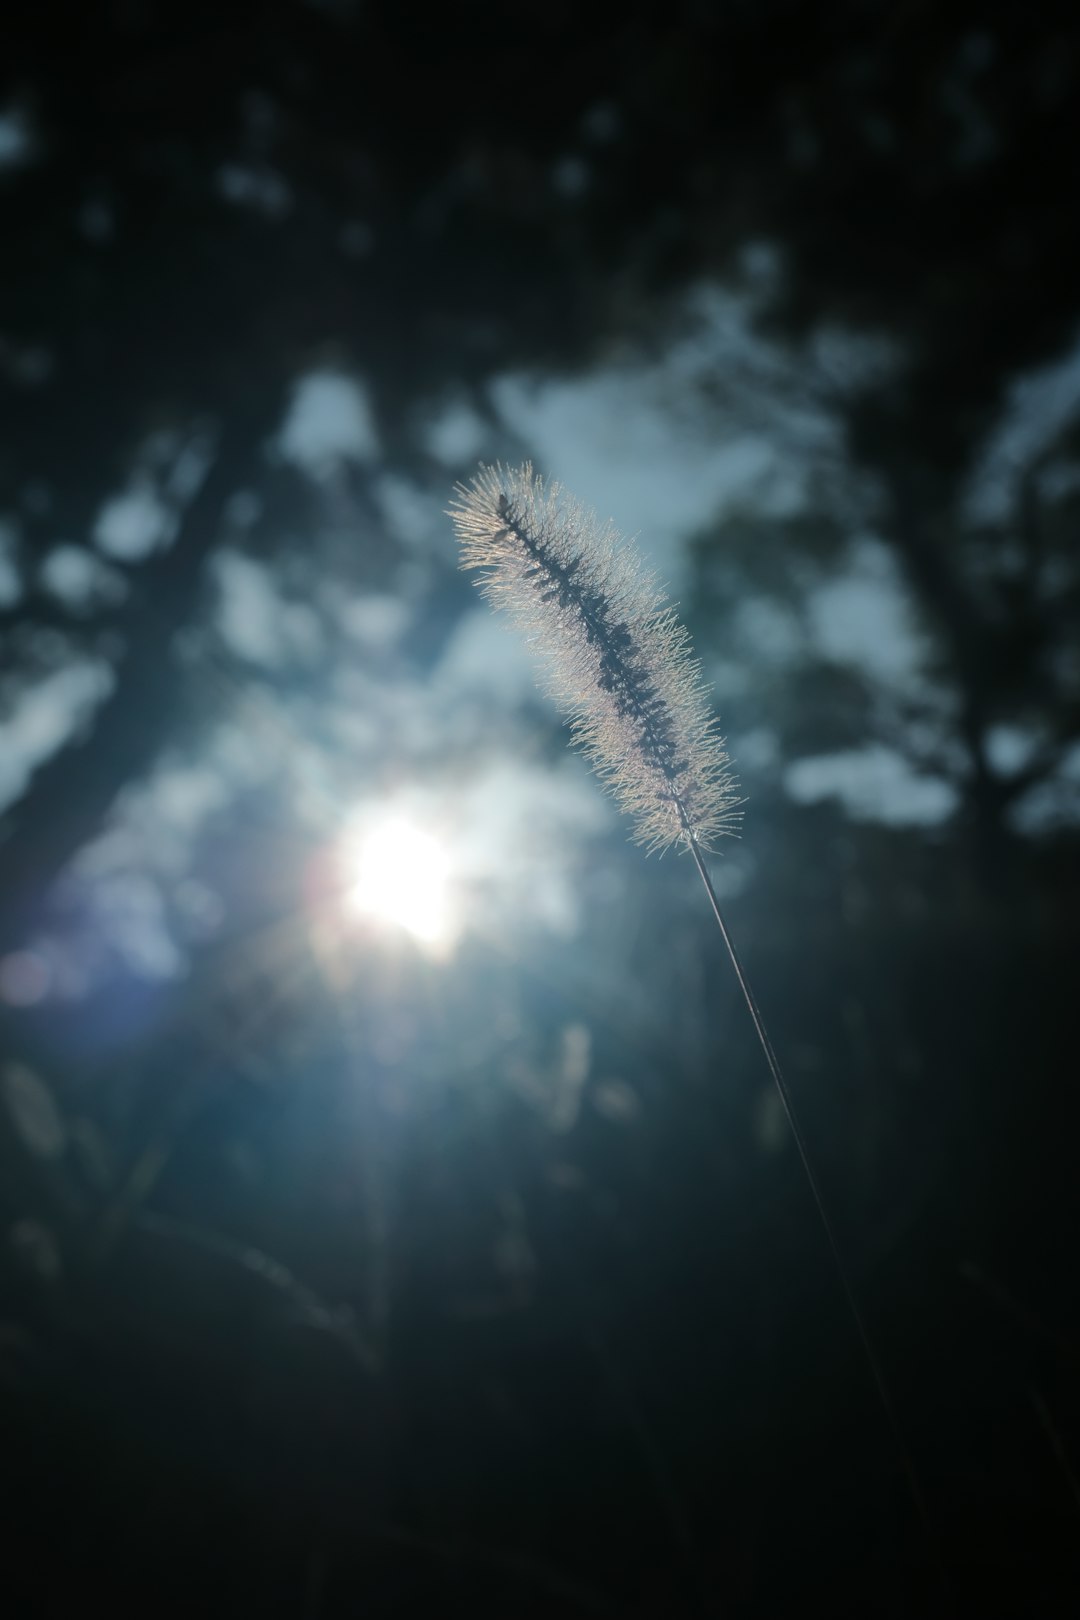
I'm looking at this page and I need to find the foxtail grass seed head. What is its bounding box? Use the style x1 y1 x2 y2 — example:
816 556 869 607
451 469 936 1547
449 463 742 853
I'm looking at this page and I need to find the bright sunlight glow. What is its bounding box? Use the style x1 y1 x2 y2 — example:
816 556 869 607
343 815 455 948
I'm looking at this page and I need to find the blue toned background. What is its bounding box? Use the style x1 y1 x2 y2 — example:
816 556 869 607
2 5 1079 1616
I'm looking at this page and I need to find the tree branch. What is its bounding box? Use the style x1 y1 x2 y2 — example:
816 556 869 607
0 396 282 956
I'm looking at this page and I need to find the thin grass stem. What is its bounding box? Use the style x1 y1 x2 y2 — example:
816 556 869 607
688 835 937 1553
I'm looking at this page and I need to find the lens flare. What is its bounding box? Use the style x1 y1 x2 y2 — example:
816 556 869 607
343 816 454 947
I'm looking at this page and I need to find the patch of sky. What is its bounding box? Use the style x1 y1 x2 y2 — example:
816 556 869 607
333 661 447 763
424 397 490 467
374 474 443 551
452 759 612 937
730 727 780 774
78 754 232 887
89 872 185 981
0 662 115 815
703 657 755 703
212 550 323 666
279 370 380 476
732 597 804 667
334 591 413 653
491 366 776 591
806 535 930 695
486 282 889 589
436 609 539 709
164 433 216 502
63 742 257 988
984 722 1041 777
1007 740 1080 835
965 328 1080 524
783 743 959 827
40 546 127 612
94 480 175 561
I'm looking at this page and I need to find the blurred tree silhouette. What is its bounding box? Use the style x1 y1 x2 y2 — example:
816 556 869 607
2 4 1080 1617
3 3 1078 919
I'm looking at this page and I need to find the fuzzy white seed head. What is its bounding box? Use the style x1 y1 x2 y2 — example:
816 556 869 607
449 463 742 853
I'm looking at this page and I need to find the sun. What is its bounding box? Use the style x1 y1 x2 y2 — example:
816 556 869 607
341 814 455 948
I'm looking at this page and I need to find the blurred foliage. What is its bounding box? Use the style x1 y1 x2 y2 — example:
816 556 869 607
2 3 1080 1616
